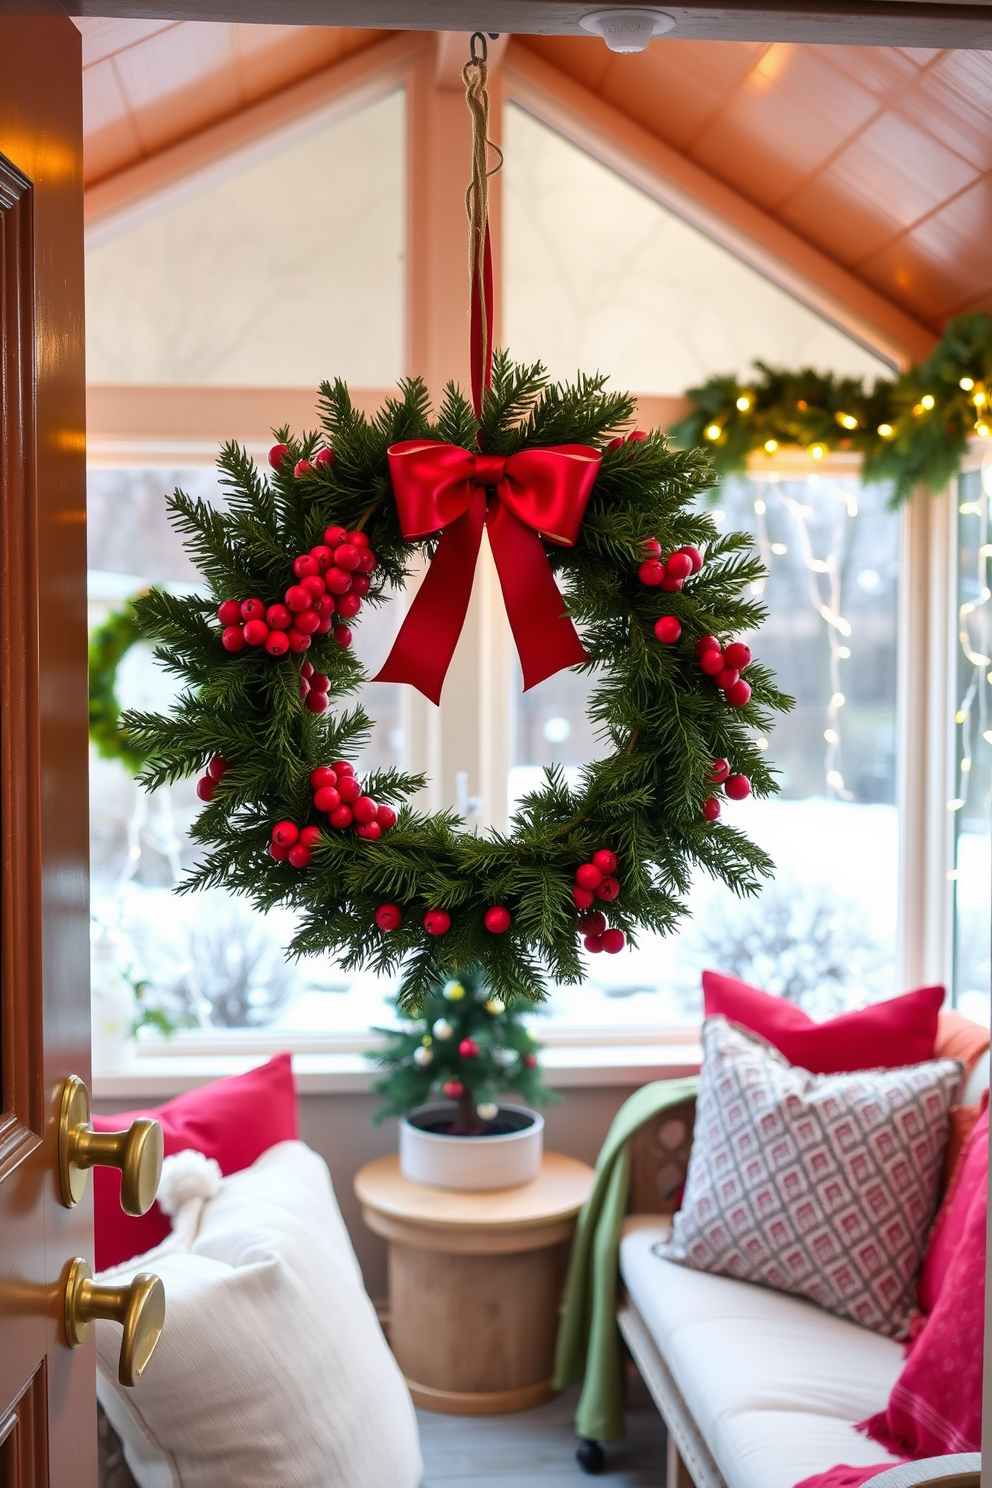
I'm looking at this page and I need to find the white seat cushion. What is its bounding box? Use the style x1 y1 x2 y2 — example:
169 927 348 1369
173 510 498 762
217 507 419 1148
620 1217 904 1488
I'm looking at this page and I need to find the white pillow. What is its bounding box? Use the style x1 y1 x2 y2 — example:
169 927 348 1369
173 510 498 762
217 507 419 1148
96 1141 422 1488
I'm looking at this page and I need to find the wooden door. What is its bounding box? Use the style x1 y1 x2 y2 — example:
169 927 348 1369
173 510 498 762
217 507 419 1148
0 12 95 1487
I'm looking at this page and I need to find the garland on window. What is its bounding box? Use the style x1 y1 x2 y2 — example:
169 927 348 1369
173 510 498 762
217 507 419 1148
672 311 992 505
89 595 153 775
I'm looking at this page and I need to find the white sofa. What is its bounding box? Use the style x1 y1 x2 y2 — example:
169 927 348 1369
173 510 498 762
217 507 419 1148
615 1046 990 1488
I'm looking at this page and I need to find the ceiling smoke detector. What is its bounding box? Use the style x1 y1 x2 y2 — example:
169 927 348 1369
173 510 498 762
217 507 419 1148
579 8 676 51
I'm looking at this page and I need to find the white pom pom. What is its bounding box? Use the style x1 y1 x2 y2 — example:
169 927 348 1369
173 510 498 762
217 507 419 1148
157 1149 222 1218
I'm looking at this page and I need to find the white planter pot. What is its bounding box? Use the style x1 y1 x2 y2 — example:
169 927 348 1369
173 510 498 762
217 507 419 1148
399 1103 544 1192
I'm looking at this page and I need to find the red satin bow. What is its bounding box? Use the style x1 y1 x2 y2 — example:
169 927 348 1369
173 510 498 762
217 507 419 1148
374 439 601 704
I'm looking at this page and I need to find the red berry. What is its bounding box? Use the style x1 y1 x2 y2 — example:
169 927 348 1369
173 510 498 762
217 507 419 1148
293 555 319 579
347 531 370 548
725 774 752 800
196 776 215 802
310 766 337 788
592 850 617 874
206 756 227 782
329 804 353 829
266 603 292 631
217 599 241 626
424 909 451 936
710 757 730 784
334 544 360 572
301 660 314 679
584 934 604 953
356 821 382 840
596 876 620 902
305 691 328 714
300 680 310 701
458 1038 479 1058
352 796 378 824
222 625 247 653
336 593 362 620
314 596 335 621
661 576 684 593
354 550 377 574
573 886 595 910
654 616 682 645
241 597 265 622
302 575 326 599
268 443 289 469
324 567 353 596
332 761 354 777
314 786 341 813
310 545 333 571
269 841 289 861
601 928 626 954
443 1079 464 1098
642 536 662 555
665 552 693 581
699 649 725 677
318 609 335 631
694 635 719 657
323 525 347 546
627 430 647 444
607 436 624 452
575 863 603 891
265 630 289 657
311 672 330 693
376 804 397 830
702 797 721 821
579 910 607 936
484 905 512 933
243 619 269 647
333 625 353 648
272 821 299 848
723 642 752 671
350 574 371 597
285 585 311 613
638 559 665 587
287 629 311 653
339 776 362 804
288 844 313 868
726 679 752 708
376 903 401 931
314 447 335 468
294 609 320 636
300 826 321 847
680 545 703 573
715 666 740 691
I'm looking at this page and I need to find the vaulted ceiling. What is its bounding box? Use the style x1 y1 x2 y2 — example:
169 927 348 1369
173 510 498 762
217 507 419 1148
75 17 992 339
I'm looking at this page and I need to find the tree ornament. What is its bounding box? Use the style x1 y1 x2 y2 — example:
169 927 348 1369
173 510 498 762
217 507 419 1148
725 774 752 800
120 47 788 1013
458 1037 479 1058
376 903 401 931
654 615 682 644
443 979 465 1001
477 1101 498 1121
442 1079 464 1099
433 1018 454 1039
524 1054 538 1068
413 1046 433 1067
483 905 512 933
485 997 505 1015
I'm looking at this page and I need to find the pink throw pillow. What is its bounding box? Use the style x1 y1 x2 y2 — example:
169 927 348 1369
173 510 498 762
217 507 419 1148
794 1466 905 1488
702 973 944 1074
918 1099 988 1314
93 1054 298 1270
859 1119 986 1459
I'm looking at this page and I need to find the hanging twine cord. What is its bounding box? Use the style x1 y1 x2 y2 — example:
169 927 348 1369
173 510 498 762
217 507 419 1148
463 32 504 410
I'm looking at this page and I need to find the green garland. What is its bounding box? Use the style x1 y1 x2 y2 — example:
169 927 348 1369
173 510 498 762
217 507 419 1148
121 354 792 1012
672 311 992 505
89 595 153 775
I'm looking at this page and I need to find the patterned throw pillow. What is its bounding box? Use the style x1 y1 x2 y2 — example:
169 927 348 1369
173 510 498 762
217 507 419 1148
656 1018 963 1338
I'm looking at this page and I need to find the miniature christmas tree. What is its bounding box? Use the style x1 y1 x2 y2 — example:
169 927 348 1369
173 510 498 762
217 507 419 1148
370 972 553 1134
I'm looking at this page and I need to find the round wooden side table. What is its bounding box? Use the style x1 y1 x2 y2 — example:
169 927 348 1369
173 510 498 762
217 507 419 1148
355 1151 594 1416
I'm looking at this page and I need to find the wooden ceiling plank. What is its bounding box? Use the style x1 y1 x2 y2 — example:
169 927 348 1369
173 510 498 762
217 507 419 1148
84 29 426 239
503 39 936 366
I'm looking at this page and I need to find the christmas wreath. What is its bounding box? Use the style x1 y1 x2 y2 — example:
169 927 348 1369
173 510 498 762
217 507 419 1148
121 40 792 1012
673 310 992 505
89 594 154 775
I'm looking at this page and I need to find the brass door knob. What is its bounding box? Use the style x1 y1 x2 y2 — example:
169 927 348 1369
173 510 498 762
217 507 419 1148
64 1257 165 1386
58 1074 163 1214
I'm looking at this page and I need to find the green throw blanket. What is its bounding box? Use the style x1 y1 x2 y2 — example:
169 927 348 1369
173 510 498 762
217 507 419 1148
554 1075 700 1443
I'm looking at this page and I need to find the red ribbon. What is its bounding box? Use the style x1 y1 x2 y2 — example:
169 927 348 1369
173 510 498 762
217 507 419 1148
374 440 601 704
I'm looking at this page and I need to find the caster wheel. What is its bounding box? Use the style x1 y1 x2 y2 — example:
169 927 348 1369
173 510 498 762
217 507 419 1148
576 1438 606 1475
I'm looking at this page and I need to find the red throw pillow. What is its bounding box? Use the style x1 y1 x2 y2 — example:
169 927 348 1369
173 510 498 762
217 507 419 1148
93 1054 298 1271
702 972 944 1074
918 1097 988 1314
793 1465 905 1488
859 1115 986 1459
